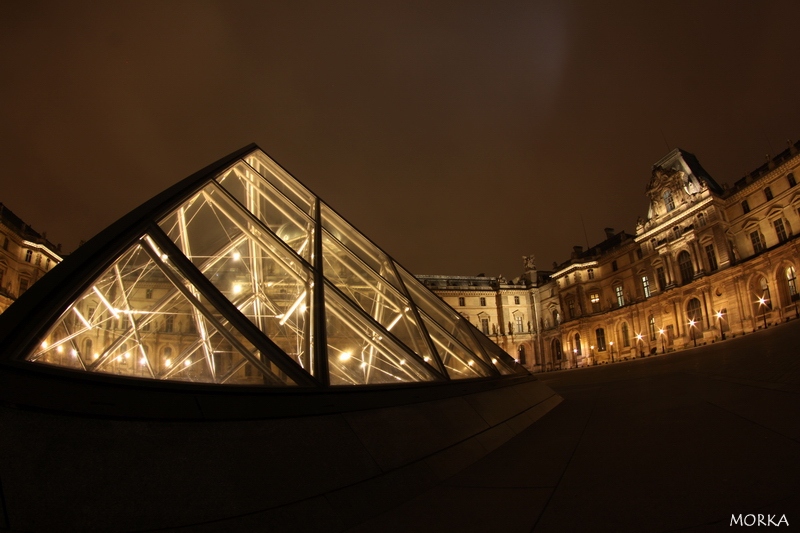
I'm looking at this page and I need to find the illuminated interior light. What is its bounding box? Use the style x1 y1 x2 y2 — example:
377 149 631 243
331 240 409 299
140 357 147 365
423 356 430 362
300 304 307 313
232 251 241 261
165 359 172 368
360 362 367 369
279 291 307 325
70 349 78 357
124 352 130 359
296 237 309 255
41 341 48 349
93 353 99 360
338 352 351 362
73 308 92 329
492 358 497 364
184 360 191 367
92 286 120 318
468 360 474 366
399 359 406 365
56 345 64 354
386 313 403 331
232 283 242 295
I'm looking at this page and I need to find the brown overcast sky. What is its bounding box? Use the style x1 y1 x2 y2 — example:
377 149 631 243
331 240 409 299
2 1 800 278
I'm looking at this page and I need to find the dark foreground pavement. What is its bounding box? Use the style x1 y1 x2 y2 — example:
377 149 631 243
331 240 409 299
352 320 800 532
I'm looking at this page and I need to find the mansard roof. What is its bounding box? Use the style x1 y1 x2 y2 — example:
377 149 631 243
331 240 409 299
651 148 724 196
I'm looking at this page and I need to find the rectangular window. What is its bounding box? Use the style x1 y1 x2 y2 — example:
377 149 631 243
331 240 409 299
479 297 486 307
705 244 718 271
596 328 606 351
480 318 489 335
568 299 575 318
587 269 594 280
774 218 788 243
636 249 643 260
765 187 773 201
615 286 624 307
2 237 7 250
590 292 600 313
666 324 675 342
24 250 32 262
789 173 796 187
750 230 766 253
611 260 618 272
18 278 29 294
35 254 41 267
642 276 651 298
742 200 750 214
515 315 524 333
146 288 153 299
165 315 174 333
656 267 667 290
513 295 520 305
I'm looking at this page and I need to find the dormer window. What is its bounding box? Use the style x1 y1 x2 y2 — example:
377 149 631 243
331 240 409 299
663 190 675 212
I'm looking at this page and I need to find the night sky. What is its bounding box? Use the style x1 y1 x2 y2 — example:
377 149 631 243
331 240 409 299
2 1 799 279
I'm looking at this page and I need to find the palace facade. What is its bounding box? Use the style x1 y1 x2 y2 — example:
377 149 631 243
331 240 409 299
0 204 62 313
423 140 800 372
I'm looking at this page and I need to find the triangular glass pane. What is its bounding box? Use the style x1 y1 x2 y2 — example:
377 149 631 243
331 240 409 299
321 230 436 366
243 150 316 216
321 203 404 291
324 282 436 385
158 182 314 375
465 320 527 375
215 161 315 261
395 263 491 364
29 243 293 385
421 315 492 379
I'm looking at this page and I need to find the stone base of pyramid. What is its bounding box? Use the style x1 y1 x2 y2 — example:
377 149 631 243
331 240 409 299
0 369 560 531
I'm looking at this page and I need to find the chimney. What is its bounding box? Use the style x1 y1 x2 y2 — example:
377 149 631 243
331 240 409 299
604 227 615 240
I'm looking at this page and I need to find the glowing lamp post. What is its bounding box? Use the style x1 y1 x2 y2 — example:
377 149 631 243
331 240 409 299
609 341 615 363
715 310 726 340
635 333 644 357
758 297 768 329
689 319 697 347
658 328 666 354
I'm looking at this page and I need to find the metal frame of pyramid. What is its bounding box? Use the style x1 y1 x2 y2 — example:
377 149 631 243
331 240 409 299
0 144 525 387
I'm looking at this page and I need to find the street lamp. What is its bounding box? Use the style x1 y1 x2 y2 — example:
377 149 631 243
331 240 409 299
658 328 666 354
635 333 644 357
688 319 697 347
758 297 769 329
715 310 726 341
590 345 595 365
609 341 615 363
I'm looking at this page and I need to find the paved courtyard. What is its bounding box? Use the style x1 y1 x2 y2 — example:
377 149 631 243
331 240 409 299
353 319 800 532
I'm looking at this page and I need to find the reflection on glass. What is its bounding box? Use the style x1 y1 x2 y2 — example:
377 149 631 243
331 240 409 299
159 182 314 375
243 151 315 216
325 282 435 385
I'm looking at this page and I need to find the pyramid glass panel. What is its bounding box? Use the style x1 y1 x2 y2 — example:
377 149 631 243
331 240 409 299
420 315 492 379
244 151 315 216
324 282 437 385
18 146 528 388
321 203 403 290
215 162 315 262
158 182 314 375
29 242 293 385
395 264 493 366
321 229 435 367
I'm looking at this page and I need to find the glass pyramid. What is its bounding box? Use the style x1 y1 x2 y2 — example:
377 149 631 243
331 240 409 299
26 146 525 386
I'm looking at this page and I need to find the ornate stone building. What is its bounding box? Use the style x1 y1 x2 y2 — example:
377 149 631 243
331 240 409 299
550 142 800 368
0 203 62 313
423 140 800 372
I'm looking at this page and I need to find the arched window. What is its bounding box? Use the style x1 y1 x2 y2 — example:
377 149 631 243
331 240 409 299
552 309 560 325
687 298 703 331
551 339 562 360
574 333 582 356
787 266 798 301
595 328 606 351
621 322 630 347
759 277 772 309
663 190 675 212
678 251 694 285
